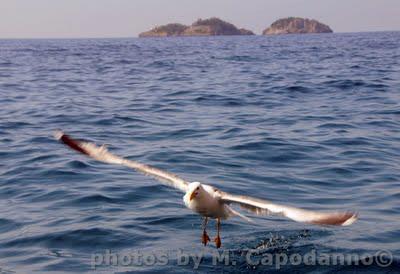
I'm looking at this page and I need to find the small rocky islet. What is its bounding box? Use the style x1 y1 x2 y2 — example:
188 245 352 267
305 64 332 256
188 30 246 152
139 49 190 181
139 17 254 37
263 17 333 35
139 17 333 37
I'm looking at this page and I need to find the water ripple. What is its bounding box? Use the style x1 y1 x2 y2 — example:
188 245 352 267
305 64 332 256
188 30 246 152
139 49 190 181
0 32 399 272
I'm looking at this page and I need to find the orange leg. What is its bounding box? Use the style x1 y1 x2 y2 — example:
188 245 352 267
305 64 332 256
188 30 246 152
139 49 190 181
214 218 221 248
201 217 211 246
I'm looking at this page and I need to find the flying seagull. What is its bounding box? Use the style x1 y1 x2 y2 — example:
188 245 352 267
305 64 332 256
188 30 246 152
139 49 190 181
54 131 358 248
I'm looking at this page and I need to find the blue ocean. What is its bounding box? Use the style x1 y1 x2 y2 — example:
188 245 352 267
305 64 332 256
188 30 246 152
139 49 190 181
0 32 399 273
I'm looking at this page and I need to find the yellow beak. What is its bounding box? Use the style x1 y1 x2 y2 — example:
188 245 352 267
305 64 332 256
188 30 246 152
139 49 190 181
189 191 197 201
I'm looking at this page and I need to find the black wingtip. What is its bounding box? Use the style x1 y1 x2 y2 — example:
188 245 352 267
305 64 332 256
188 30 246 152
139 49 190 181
54 130 90 156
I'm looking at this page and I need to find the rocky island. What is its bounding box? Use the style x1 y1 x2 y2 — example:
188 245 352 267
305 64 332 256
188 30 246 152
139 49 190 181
139 17 254 37
263 17 333 35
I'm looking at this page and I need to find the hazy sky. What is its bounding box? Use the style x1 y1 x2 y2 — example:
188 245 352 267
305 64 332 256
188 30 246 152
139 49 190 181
0 0 399 38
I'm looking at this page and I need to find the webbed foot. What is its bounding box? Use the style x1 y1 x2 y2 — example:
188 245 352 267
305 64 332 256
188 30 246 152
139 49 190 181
214 235 221 248
202 231 211 246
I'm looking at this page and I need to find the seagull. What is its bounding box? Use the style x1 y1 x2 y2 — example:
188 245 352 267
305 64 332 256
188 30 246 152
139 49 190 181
54 131 358 248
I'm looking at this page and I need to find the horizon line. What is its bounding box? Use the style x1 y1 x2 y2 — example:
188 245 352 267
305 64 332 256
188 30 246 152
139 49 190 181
0 30 399 40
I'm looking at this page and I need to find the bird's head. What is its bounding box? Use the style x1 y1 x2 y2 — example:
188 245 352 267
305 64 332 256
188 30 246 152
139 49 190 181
188 182 203 201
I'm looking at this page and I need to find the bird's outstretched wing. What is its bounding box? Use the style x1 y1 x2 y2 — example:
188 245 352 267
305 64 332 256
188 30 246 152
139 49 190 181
54 131 189 192
219 191 358 226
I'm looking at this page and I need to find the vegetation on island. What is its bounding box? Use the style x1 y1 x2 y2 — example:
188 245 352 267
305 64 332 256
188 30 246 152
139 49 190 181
139 17 333 37
139 17 254 37
263 17 333 35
